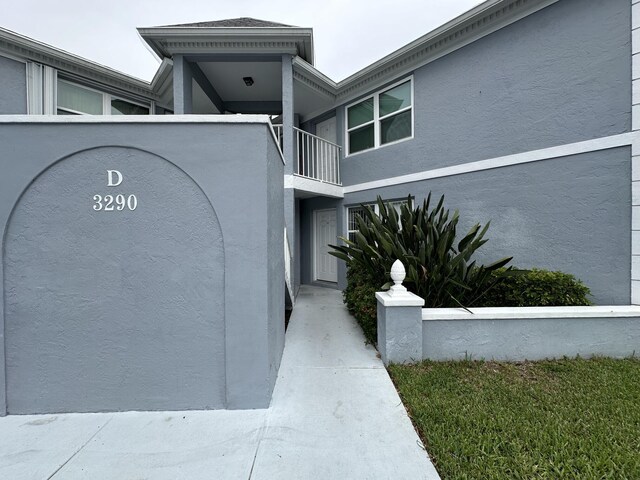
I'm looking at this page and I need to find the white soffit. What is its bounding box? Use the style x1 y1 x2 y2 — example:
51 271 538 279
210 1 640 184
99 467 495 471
198 61 282 101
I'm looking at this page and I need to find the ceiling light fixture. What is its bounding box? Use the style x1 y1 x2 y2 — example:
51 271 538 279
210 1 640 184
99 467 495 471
243 76 254 86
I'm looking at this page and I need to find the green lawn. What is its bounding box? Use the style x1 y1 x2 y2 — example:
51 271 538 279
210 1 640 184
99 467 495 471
388 358 640 479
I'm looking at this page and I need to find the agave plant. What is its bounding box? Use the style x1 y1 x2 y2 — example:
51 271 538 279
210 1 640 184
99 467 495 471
330 194 512 308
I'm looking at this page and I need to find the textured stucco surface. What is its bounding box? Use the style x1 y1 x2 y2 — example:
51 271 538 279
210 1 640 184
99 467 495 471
0 121 284 414
5 147 226 414
307 147 630 304
267 135 286 397
377 302 423 365
0 55 26 114
422 316 640 361
338 0 630 185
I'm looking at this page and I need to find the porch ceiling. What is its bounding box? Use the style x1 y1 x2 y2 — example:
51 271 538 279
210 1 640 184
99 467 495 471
198 61 282 102
293 78 335 122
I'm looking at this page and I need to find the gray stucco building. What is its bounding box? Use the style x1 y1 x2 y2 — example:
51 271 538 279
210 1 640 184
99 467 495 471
0 0 637 414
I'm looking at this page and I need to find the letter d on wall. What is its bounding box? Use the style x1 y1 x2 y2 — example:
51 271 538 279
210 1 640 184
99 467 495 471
107 170 123 187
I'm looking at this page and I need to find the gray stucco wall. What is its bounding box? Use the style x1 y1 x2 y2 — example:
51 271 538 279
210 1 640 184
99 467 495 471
0 55 27 114
294 198 301 294
0 119 284 414
422 316 640 361
302 147 631 304
5 146 226 414
267 135 286 397
338 0 630 185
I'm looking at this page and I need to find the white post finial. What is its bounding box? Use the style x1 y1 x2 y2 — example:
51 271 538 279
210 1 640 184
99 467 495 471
388 259 408 296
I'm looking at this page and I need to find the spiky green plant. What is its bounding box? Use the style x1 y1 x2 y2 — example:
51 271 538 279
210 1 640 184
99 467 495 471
330 194 512 308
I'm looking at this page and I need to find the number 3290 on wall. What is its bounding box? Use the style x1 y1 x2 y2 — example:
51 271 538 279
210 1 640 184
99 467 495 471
93 194 138 211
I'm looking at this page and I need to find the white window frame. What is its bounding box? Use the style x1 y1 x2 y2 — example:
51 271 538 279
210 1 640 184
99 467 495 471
56 78 151 116
26 62 57 114
346 199 408 242
345 76 414 157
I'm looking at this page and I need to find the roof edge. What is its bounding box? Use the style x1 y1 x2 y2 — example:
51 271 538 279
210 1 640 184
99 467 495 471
0 26 157 99
334 0 559 102
138 26 314 63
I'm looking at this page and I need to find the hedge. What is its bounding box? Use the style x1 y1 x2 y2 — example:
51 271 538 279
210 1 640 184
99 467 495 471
480 268 592 307
344 266 592 345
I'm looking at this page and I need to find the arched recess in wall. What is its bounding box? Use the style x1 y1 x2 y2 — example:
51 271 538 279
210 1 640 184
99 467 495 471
3 146 226 414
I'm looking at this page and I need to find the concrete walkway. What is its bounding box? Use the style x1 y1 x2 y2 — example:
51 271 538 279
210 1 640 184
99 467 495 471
0 285 440 479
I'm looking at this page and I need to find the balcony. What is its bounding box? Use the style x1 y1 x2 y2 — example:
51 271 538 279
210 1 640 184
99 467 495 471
274 125 343 198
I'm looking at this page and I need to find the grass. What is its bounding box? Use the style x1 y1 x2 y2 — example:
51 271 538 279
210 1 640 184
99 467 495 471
388 357 640 479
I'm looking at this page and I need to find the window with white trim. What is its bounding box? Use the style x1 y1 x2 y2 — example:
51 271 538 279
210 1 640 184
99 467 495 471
347 200 407 242
346 78 413 155
57 79 150 116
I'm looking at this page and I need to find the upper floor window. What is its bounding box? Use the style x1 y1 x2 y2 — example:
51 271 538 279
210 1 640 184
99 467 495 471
346 78 413 155
57 79 150 116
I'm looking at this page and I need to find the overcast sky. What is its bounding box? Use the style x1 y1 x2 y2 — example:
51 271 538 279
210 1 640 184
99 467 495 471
3 0 481 82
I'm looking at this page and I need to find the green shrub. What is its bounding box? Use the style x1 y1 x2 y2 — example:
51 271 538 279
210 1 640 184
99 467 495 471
480 268 592 307
343 263 379 344
331 194 512 308
335 195 593 344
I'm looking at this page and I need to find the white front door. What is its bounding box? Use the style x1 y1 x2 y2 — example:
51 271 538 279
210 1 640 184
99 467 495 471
316 117 337 144
315 209 338 283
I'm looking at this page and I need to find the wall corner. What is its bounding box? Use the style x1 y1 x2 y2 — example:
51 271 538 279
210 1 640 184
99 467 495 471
376 291 424 365
632 0 640 303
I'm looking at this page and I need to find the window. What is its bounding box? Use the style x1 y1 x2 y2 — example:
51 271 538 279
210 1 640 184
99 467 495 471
57 80 103 115
347 205 368 242
111 99 150 115
347 200 408 242
57 79 150 116
346 78 413 155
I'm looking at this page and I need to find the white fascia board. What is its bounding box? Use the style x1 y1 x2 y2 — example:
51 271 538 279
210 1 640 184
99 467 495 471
138 27 314 61
149 59 173 103
291 0 560 121
0 27 150 85
292 57 337 92
334 0 559 105
0 27 156 99
422 305 640 321
138 26 313 37
150 58 173 90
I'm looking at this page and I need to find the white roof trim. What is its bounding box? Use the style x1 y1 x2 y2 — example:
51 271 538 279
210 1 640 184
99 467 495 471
337 0 559 103
0 27 157 100
0 0 559 113
138 26 314 63
291 0 560 111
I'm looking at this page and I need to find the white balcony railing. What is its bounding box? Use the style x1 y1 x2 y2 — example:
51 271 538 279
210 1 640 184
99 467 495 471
294 127 341 185
271 125 342 186
272 124 283 153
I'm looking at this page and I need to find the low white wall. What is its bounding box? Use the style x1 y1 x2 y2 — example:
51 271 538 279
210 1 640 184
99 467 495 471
422 306 640 361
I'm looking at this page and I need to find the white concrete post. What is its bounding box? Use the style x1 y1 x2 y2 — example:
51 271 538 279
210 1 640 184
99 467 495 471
375 260 425 365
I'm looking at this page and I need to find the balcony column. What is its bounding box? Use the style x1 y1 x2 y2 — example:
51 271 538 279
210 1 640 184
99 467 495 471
282 54 296 291
173 55 193 114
